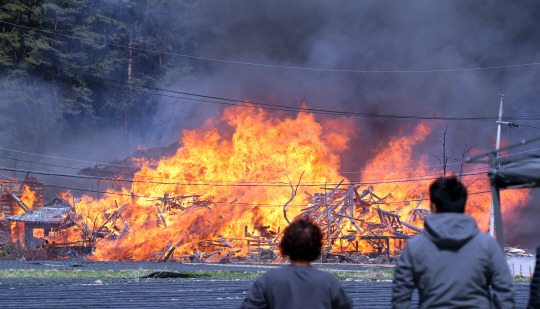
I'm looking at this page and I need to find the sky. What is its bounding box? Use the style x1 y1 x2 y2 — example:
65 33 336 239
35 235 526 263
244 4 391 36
159 1 540 158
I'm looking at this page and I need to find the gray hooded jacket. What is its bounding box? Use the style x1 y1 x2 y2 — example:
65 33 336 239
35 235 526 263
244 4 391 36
392 213 514 309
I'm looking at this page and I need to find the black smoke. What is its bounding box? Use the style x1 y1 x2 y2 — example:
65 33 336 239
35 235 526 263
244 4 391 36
155 0 540 249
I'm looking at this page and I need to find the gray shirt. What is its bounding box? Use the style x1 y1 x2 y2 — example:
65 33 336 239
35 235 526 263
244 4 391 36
241 264 353 309
392 213 514 309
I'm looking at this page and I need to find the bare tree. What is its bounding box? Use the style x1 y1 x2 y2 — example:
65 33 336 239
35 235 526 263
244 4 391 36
430 125 454 177
71 201 121 250
283 171 305 224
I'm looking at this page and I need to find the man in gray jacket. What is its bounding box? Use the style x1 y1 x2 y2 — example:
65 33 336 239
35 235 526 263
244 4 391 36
392 177 514 308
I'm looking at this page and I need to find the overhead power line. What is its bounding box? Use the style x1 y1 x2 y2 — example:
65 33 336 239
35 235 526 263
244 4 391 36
4 21 540 120
0 165 488 189
0 153 491 188
25 179 494 207
0 147 138 169
3 20 540 74
103 77 540 121
4 143 538 182
0 146 488 177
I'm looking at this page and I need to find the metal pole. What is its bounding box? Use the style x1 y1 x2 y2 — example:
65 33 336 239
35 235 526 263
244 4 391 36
488 151 505 249
490 94 504 238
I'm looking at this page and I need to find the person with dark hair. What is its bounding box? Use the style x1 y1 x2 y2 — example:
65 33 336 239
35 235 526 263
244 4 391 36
241 217 353 309
392 176 514 308
529 246 540 308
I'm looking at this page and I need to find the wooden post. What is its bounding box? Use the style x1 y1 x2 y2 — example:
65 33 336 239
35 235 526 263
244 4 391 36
97 179 101 200
327 207 331 255
24 225 33 248
348 185 354 218
386 238 390 259
245 225 250 254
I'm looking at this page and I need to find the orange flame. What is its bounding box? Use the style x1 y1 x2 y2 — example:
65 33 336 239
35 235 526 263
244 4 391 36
34 106 530 260
9 185 37 243
20 185 37 210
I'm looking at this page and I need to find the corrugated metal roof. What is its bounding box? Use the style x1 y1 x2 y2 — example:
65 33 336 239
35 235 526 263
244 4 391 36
7 197 73 224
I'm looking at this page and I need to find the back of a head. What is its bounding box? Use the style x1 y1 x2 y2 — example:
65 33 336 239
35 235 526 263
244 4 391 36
429 177 467 213
279 217 322 262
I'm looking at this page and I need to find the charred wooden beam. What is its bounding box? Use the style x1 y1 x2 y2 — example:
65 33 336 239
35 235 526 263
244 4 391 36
401 221 422 233
1 185 30 213
154 204 167 227
162 246 176 262
408 196 424 223
154 244 172 262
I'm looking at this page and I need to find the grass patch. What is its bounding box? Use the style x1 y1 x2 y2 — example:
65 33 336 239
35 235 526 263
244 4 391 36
0 269 150 279
327 269 395 281
182 270 261 279
0 268 394 281
513 275 532 282
0 269 263 279
0 268 524 282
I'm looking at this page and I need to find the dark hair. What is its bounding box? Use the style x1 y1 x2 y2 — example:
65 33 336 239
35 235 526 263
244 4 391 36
279 217 323 261
429 176 468 213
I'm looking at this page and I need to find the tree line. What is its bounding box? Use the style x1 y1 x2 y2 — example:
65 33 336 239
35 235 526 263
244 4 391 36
0 0 197 149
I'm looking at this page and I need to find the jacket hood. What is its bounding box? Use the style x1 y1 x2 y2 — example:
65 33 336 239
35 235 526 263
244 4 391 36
423 213 479 248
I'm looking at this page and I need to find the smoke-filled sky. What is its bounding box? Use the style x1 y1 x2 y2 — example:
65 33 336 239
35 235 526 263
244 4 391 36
152 1 540 158
151 1 540 249
3 1 540 248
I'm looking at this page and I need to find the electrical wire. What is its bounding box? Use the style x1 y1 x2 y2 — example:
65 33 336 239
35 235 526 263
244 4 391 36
2 138 535 176
0 165 489 189
5 21 540 120
0 147 139 169
23 180 493 208
0 145 496 177
106 77 540 121
3 20 540 74
519 124 540 131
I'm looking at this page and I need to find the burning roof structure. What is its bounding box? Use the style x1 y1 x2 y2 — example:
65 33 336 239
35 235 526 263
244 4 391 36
8 197 73 225
0 176 45 244
7 197 74 248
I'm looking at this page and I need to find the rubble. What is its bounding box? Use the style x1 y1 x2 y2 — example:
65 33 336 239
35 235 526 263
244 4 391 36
9 175 531 264
147 179 426 264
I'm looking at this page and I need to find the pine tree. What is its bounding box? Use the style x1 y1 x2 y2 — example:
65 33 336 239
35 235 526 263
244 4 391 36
0 0 197 149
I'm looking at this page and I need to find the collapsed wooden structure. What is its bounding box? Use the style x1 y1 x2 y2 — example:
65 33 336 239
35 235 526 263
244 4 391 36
157 180 428 263
0 176 45 244
7 197 75 248
0 177 91 257
0 174 428 263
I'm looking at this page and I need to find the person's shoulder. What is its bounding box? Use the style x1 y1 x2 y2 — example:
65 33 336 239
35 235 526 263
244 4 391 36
404 232 429 249
469 232 506 254
256 266 290 283
472 231 498 246
307 267 341 282
264 266 289 276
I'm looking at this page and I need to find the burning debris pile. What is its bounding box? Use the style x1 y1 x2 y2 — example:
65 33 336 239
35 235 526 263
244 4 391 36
149 180 427 264
0 106 532 262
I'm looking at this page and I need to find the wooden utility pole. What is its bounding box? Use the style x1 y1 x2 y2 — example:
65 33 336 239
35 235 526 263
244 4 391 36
440 125 448 177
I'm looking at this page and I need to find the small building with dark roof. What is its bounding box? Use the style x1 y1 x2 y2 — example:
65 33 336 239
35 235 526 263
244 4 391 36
7 197 74 247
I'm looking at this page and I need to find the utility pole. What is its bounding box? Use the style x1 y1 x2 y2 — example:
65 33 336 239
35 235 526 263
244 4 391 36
490 94 516 238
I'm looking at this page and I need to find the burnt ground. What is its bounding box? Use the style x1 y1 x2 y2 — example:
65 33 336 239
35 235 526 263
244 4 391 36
0 260 532 308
